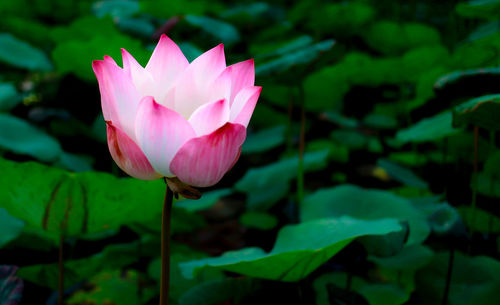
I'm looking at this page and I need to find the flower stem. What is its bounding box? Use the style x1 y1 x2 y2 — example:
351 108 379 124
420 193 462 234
442 248 455 305
297 83 306 206
160 184 173 305
58 235 64 305
469 126 479 254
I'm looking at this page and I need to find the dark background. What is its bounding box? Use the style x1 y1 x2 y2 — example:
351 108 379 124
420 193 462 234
0 0 500 304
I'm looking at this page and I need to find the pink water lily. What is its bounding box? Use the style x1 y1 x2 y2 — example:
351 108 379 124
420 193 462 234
93 35 261 187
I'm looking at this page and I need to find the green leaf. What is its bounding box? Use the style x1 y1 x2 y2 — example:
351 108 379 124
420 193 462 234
254 36 314 59
246 182 289 211
401 45 450 81
331 130 373 150
0 33 52 71
314 272 409 305
180 217 402 282
303 64 350 112
456 0 500 20
117 18 155 37
185 15 240 45
92 0 140 18
179 278 259 305
256 40 335 77
239 211 278 230
358 283 410 305
148 247 224 301
395 112 460 144
377 159 428 189
435 67 500 90
364 21 440 55
1 17 52 47
67 270 155 305
302 2 375 37
301 185 430 245
0 82 21 112
242 125 286 154
178 42 203 63
55 152 93 172
235 149 329 193
428 203 462 235
306 139 349 163
0 114 62 162
363 114 398 129
323 112 360 129
18 240 144 289
458 206 500 233
453 94 500 131
0 208 24 248
0 158 165 238
482 149 500 175
140 0 222 18
369 244 434 271
476 172 500 197
221 2 270 25
416 252 500 305
450 34 500 69
175 188 231 212
51 17 149 81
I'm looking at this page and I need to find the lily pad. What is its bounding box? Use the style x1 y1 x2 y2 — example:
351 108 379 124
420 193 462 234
180 217 402 282
0 208 24 248
0 33 52 71
453 94 500 131
0 114 62 162
0 158 165 238
301 185 430 245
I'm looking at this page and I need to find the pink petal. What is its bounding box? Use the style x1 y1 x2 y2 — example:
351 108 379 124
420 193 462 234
121 48 155 96
106 121 161 180
92 57 142 140
135 96 196 177
189 43 226 86
207 66 232 106
170 123 246 187
229 59 255 105
145 34 189 88
188 99 230 136
173 44 227 118
230 86 262 127
93 60 119 126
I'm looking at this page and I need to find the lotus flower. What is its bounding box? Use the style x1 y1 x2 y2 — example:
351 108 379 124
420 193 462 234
93 35 260 187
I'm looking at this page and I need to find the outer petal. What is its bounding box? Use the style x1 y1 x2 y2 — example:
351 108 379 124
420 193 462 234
230 86 262 127
173 44 226 118
145 34 189 88
170 123 246 187
188 99 230 136
135 96 196 177
92 57 141 140
229 59 255 105
106 122 161 180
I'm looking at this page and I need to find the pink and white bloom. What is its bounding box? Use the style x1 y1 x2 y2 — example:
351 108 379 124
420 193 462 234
93 35 261 187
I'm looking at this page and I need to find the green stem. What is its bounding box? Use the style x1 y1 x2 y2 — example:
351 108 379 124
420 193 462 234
58 235 64 305
345 272 352 292
286 88 294 155
488 131 495 234
470 126 479 253
160 185 173 305
297 84 305 205
442 248 455 305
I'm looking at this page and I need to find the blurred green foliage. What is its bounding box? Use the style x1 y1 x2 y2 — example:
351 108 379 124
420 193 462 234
1 0 500 304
